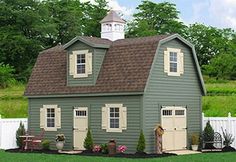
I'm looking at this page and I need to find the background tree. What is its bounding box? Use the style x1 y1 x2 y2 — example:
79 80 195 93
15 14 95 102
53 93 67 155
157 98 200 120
126 1 187 37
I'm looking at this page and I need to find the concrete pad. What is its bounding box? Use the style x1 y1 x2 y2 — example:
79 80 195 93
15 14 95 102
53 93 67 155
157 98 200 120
59 150 82 154
166 150 201 155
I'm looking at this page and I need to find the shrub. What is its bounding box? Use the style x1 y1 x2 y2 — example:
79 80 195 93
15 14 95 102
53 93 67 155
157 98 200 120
42 139 50 150
222 128 235 147
101 143 108 154
0 63 16 88
136 130 145 153
117 145 127 153
16 122 26 148
203 121 214 148
191 133 200 145
93 144 101 152
55 134 65 142
83 129 93 151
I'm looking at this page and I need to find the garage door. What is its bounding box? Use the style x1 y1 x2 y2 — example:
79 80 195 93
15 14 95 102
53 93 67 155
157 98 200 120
161 106 187 151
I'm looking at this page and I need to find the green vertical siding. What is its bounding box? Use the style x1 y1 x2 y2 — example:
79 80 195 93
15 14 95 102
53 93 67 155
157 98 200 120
66 41 107 86
28 95 142 153
143 38 202 153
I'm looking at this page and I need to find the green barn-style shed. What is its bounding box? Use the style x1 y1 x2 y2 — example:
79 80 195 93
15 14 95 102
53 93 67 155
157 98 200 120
25 11 205 153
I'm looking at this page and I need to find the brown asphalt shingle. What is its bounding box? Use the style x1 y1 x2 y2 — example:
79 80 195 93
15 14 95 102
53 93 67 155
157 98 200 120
25 35 171 96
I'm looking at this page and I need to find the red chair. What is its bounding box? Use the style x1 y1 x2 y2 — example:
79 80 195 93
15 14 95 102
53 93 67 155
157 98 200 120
30 128 45 150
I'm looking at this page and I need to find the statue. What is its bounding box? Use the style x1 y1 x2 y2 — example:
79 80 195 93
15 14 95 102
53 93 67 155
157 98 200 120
154 124 164 154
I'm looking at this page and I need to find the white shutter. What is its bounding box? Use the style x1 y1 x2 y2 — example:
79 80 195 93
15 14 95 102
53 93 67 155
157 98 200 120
121 107 127 130
86 53 92 75
69 54 75 75
101 107 108 130
164 51 169 73
40 108 45 128
179 52 184 75
56 108 61 128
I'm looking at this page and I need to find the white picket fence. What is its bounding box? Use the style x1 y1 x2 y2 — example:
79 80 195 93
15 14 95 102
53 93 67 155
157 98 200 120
0 118 27 149
202 112 236 149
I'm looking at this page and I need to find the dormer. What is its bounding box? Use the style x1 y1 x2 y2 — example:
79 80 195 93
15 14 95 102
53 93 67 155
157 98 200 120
100 10 126 41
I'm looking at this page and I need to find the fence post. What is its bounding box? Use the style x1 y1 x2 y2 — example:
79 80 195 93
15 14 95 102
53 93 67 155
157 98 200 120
228 112 232 134
202 113 205 131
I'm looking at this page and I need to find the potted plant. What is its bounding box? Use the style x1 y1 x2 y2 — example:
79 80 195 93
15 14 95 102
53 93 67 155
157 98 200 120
55 134 65 152
191 133 199 151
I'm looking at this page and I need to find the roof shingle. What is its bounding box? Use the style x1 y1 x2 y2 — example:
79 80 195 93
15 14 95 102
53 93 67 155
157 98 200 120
25 35 171 96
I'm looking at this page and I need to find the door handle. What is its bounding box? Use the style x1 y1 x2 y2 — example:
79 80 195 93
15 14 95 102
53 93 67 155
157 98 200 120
174 128 176 130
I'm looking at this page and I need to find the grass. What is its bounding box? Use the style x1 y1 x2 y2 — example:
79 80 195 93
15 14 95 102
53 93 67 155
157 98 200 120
0 84 27 118
0 151 236 162
206 81 236 95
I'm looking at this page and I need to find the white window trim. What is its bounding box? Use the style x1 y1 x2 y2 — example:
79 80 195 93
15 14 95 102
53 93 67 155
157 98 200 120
43 105 58 131
105 104 124 133
165 48 183 76
73 50 89 78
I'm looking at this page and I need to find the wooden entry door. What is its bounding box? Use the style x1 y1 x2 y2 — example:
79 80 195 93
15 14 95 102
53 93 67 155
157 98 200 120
73 107 88 150
161 107 187 151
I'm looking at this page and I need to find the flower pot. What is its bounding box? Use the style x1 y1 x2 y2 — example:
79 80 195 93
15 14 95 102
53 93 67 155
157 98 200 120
191 145 198 151
108 139 116 155
56 141 64 151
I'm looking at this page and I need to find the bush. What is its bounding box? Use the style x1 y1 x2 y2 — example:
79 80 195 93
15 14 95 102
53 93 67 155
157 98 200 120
203 121 214 149
136 130 145 153
83 129 93 151
101 143 108 154
93 144 101 152
0 63 16 88
42 139 50 150
16 122 26 148
222 128 235 147
191 133 200 145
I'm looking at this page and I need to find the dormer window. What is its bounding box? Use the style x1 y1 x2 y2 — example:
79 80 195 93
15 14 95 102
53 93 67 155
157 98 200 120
76 54 86 74
69 50 92 78
164 48 184 76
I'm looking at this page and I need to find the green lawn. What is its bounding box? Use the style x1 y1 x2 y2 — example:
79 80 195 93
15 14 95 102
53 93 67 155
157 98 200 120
0 151 235 162
0 84 27 118
206 81 236 95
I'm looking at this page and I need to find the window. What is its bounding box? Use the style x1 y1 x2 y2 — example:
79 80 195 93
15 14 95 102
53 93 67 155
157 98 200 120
164 48 184 76
75 110 87 117
109 107 119 128
46 108 55 128
162 110 172 116
40 105 61 131
76 54 86 74
69 50 92 78
102 104 127 132
175 110 185 116
169 52 177 72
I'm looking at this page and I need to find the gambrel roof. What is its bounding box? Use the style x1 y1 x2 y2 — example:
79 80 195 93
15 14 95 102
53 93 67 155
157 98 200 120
25 34 206 97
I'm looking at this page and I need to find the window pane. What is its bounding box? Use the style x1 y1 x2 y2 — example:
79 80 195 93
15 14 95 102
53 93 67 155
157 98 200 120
170 63 177 72
77 65 85 74
170 52 177 62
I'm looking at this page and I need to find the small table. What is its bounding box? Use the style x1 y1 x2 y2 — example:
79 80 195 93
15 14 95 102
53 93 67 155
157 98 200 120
19 135 35 150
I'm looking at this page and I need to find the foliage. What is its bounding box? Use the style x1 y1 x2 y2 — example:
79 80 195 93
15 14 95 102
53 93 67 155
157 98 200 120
83 129 94 151
16 122 26 148
101 143 108 154
203 54 236 80
93 144 101 153
0 63 16 88
191 133 200 145
117 145 127 153
55 134 65 142
203 121 214 141
186 24 236 66
127 1 187 38
41 139 50 150
136 130 146 153
221 128 235 147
